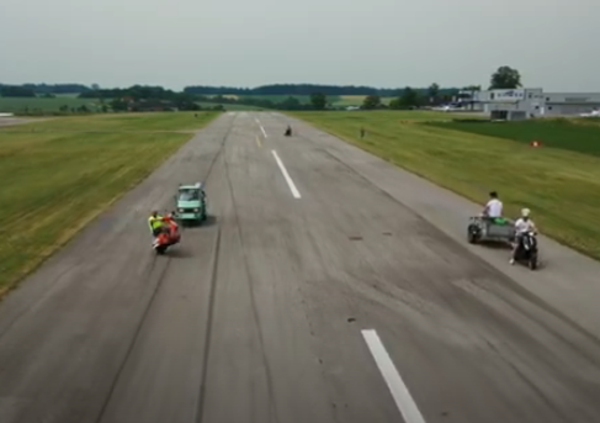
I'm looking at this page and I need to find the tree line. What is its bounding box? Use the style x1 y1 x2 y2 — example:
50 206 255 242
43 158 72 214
0 83 92 97
183 83 459 97
1 66 523 114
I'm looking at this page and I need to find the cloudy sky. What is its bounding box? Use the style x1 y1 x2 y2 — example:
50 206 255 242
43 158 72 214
1 0 598 91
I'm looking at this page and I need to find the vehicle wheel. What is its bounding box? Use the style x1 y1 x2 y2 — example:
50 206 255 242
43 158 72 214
468 229 478 244
155 245 166 255
528 253 538 270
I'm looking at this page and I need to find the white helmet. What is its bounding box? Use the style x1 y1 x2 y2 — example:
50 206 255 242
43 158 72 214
521 208 531 217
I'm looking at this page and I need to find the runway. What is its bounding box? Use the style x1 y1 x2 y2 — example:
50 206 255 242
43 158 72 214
1 112 600 423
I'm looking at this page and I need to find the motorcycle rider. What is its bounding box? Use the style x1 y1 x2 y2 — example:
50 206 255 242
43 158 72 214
510 208 538 264
148 210 165 243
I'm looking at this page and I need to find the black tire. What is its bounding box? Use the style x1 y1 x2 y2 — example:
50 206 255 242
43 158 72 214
155 245 166 255
467 228 478 244
528 253 538 270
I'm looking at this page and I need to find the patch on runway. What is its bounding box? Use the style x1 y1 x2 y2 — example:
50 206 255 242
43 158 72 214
349 235 363 241
382 232 393 236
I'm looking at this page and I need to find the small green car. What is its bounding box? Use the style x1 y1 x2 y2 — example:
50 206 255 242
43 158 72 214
174 182 207 225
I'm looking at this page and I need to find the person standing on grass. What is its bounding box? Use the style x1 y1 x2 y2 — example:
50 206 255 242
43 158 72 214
360 127 366 138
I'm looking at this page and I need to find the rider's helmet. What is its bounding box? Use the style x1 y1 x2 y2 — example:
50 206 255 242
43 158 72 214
151 210 158 217
521 208 531 219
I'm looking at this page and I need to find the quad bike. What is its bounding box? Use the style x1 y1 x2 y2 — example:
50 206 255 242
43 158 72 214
153 215 181 255
284 126 292 136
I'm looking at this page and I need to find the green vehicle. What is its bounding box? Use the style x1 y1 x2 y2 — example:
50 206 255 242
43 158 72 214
174 182 207 225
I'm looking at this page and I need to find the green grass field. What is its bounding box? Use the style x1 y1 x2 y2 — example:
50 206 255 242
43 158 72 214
333 95 396 107
227 94 395 107
428 118 600 157
0 112 218 295
291 111 600 260
0 112 218 132
0 93 400 113
196 101 266 111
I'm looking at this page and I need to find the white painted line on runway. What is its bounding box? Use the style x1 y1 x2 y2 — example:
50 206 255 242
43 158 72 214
271 150 301 199
255 118 268 138
362 329 427 423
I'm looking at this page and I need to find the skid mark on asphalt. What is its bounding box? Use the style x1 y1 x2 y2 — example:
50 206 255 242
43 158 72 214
97 118 236 423
95 257 172 423
205 140 280 422
194 226 222 423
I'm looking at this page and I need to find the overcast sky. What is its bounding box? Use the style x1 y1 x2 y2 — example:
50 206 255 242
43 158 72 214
1 0 598 91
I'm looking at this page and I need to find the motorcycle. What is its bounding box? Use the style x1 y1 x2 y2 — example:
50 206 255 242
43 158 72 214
513 231 538 270
284 126 292 136
153 215 181 255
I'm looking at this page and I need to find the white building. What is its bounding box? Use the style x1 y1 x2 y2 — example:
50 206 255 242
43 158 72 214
458 88 600 120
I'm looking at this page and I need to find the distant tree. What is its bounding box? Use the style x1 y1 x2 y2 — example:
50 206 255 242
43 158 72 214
91 83 100 91
362 95 381 110
427 83 440 105
0 85 36 97
278 96 303 110
399 87 419 108
388 98 401 110
463 85 481 91
310 92 327 110
110 98 128 112
489 66 521 89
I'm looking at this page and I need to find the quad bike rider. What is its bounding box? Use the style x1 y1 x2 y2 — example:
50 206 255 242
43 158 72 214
284 125 292 136
510 208 539 269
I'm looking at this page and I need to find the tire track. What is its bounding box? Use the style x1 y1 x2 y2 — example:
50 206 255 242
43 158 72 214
95 117 235 423
194 123 280 423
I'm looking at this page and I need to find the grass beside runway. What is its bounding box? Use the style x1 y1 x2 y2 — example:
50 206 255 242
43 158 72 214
0 112 218 295
0 111 219 133
427 117 600 157
290 111 600 261
0 95 105 113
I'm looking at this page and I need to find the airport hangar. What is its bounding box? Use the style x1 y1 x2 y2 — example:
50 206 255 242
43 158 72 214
457 88 600 120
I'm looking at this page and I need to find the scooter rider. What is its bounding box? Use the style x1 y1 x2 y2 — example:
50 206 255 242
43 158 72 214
510 208 538 264
148 210 164 241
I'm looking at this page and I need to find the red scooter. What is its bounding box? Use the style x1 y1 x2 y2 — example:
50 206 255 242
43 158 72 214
153 214 181 255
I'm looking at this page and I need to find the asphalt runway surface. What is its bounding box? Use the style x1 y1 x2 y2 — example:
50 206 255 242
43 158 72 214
1 112 600 423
